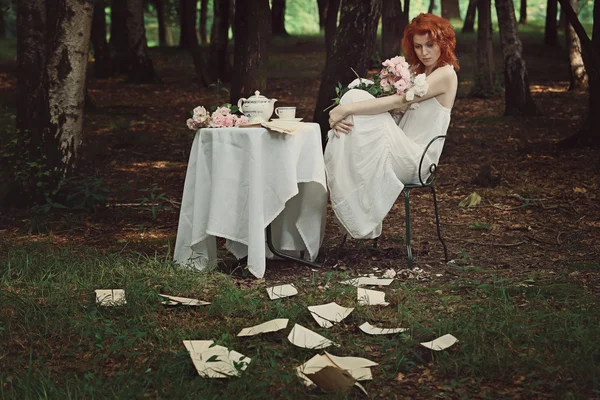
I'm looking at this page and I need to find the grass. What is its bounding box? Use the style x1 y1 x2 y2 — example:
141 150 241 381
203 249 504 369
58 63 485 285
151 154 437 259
1 243 599 398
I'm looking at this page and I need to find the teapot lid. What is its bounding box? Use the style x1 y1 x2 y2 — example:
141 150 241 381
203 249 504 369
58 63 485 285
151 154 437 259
249 90 267 99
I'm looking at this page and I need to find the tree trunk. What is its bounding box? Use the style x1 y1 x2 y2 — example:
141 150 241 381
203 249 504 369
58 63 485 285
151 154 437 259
519 0 527 24
199 0 208 44
125 0 158 82
382 0 403 60
442 0 461 20
110 0 129 73
0 3 6 39
544 0 558 45
314 0 382 146
325 0 341 55
495 0 540 116
556 0 600 146
230 0 271 105
179 0 199 48
155 0 167 46
462 0 477 33
428 0 435 14
317 0 328 31
15 0 93 205
209 0 231 81
91 0 112 78
272 0 288 37
566 0 587 91
471 0 496 97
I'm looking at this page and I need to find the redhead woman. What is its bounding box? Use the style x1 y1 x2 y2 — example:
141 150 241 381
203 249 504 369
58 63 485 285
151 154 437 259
324 13 459 239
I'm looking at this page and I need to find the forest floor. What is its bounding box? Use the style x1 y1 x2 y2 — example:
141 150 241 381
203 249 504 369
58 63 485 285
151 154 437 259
1 29 599 399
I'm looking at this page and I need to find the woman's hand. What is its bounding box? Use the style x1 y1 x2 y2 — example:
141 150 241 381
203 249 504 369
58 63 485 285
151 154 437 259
329 105 353 137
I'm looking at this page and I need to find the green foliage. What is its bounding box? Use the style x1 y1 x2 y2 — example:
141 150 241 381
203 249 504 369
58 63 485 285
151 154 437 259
136 184 171 219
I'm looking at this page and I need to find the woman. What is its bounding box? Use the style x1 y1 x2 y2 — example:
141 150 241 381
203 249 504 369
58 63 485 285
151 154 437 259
325 13 459 239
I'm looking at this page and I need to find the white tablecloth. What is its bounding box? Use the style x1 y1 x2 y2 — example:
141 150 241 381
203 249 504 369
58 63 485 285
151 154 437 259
174 123 328 278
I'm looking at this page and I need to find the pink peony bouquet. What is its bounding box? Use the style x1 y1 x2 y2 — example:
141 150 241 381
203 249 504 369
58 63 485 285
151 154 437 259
186 104 249 130
328 55 428 110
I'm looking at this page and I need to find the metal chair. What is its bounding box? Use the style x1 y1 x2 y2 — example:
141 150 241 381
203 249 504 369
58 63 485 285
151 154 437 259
400 134 449 268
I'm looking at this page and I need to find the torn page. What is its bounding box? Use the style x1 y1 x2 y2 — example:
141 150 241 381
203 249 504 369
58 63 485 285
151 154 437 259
288 324 337 349
95 289 126 306
357 288 389 306
308 302 354 328
420 334 459 351
159 294 211 306
358 322 408 335
341 277 394 287
237 318 289 337
183 340 251 378
266 284 298 300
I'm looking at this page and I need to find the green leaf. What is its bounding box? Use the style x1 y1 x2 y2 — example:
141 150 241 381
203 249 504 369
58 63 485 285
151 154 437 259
459 192 482 207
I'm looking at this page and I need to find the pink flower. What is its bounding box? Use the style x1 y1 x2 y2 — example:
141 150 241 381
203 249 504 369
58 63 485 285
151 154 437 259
210 113 226 127
193 106 208 117
215 106 231 117
186 118 198 130
235 116 250 126
224 114 237 127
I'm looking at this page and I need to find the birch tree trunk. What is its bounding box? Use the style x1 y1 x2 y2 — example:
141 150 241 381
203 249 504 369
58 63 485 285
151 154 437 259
229 0 271 105
324 0 341 55
91 0 112 78
125 0 158 82
442 0 461 20
462 0 477 33
272 0 288 37
566 0 587 91
209 0 231 81
544 0 558 45
156 0 167 46
519 0 527 24
314 0 382 146
471 0 496 97
495 0 540 116
15 0 93 205
200 0 208 44
382 0 403 60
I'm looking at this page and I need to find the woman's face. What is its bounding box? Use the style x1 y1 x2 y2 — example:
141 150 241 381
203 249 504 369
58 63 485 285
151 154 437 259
413 33 441 70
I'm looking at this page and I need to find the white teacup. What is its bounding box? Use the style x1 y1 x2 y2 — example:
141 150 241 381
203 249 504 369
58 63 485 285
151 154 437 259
275 107 296 120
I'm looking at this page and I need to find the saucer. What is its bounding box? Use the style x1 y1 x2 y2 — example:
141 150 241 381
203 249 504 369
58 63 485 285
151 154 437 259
272 117 303 122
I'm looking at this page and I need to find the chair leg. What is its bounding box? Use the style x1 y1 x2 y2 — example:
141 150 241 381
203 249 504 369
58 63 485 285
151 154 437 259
403 189 413 269
430 186 449 262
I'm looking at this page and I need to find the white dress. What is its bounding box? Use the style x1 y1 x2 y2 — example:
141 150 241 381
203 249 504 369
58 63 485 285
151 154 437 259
324 89 451 239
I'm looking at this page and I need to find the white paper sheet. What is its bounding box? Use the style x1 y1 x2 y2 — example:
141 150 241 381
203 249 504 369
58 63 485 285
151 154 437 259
358 322 408 335
95 289 126 306
159 294 211 306
308 302 354 328
420 334 459 351
287 324 337 349
357 288 389 306
237 318 289 337
266 284 298 300
341 277 394 287
183 340 251 378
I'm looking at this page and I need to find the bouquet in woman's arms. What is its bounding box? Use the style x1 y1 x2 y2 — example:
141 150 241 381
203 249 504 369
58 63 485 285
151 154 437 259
328 56 429 111
186 104 249 130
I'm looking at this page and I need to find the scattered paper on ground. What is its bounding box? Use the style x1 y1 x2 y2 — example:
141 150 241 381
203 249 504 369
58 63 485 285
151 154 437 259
459 191 481 207
308 302 354 328
420 334 459 351
183 340 251 378
288 324 337 349
159 294 211 306
266 284 298 300
358 322 408 335
95 289 126 306
357 288 389 306
341 277 394 287
381 269 397 278
296 353 376 395
237 318 289 337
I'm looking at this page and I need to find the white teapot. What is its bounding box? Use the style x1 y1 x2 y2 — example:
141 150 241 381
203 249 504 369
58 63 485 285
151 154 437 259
237 90 277 122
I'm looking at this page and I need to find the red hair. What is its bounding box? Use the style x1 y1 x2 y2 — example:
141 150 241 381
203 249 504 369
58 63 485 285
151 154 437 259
401 13 460 74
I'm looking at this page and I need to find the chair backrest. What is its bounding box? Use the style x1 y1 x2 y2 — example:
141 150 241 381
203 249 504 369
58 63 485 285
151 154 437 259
414 135 447 187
